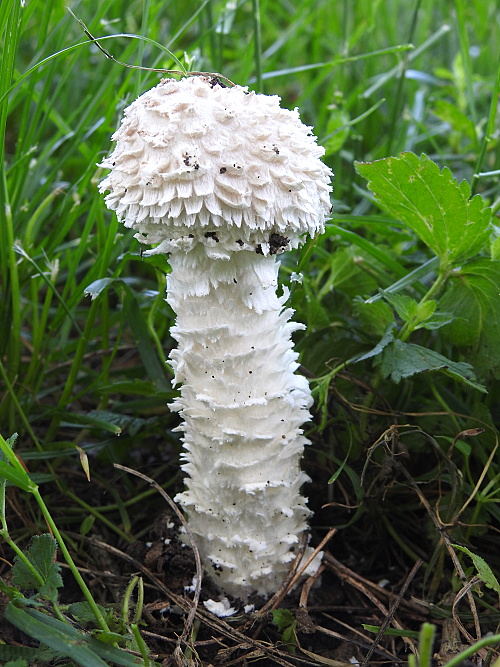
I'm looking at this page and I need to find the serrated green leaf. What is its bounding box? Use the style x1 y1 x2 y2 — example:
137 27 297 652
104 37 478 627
2 660 29 667
439 259 500 377
453 545 500 595
375 339 486 391
355 153 492 268
381 291 419 323
271 608 296 631
69 602 108 628
12 535 63 603
0 644 55 662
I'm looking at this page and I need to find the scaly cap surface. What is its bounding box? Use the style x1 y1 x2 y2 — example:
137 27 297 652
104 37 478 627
99 76 332 257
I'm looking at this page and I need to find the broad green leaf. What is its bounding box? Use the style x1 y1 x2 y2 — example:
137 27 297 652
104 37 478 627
355 153 492 268
375 339 486 392
353 298 394 338
453 545 500 595
12 535 63 603
439 259 500 377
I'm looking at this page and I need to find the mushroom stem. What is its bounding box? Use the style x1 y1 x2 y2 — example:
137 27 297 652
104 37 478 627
167 244 315 599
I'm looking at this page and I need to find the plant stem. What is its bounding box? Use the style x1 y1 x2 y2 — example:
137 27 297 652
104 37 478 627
0 530 68 624
398 269 449 342
417 623 436 667
32 487 111 634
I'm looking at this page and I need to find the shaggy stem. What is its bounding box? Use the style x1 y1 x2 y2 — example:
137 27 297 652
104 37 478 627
169 246 317 598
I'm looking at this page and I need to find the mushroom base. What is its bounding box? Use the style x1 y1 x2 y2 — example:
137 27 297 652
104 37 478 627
168 244 318 599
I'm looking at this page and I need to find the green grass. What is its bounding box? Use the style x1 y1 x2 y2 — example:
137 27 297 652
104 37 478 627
1 1 499 665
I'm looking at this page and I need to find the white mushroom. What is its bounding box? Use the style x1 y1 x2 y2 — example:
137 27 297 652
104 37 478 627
99 76 332 599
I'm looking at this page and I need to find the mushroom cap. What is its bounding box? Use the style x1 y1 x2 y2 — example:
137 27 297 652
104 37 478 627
99 76 332 257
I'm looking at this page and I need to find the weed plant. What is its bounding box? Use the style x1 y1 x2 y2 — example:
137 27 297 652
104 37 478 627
0 0 499 665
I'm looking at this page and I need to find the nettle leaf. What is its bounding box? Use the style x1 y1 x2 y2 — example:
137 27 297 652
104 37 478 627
381 291 419 322
355 153 492 268
69 602 111 629
12 535 63 603
375 339 486 392
439 259 500 377
271 608 296 632
379 292 452 332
